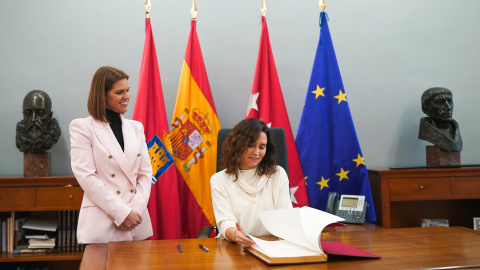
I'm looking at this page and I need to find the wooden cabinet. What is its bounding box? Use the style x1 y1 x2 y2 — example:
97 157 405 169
368 168 480 229
0 188 36 209
0 176 83 269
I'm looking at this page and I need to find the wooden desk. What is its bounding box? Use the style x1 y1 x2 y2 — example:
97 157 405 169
368 167 480 228
80 225 480 269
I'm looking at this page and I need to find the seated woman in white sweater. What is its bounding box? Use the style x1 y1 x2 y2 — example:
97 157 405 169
210 118 292 247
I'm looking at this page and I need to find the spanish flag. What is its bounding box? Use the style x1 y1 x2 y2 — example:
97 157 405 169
170 19 221 238
132 15 181 239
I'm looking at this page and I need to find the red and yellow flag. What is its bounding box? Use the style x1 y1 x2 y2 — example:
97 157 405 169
246 16 310 207
170 19 221 238
132 15 181 239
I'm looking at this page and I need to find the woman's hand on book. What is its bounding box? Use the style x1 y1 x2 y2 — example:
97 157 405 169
226 222 255 247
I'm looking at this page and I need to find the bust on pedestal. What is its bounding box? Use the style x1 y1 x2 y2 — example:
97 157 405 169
418 87 462 166
15 90 61 177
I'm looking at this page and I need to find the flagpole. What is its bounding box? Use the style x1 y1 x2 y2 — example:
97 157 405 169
261 0 267 17
145 0 151 18
319 0 326 12
191 0 198 20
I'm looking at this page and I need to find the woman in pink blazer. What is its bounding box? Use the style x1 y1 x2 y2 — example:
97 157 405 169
70 66 153 244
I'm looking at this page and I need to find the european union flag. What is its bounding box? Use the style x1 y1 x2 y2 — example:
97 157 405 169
295 12 376 223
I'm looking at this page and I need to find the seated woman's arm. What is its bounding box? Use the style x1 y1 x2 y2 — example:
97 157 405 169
225 222 255 247
210 174 255 246
275 166 294 210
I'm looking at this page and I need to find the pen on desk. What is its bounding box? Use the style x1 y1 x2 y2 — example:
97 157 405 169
199 244 209 253
177 244 182 253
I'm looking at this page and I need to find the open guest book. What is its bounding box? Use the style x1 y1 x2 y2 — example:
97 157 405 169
246 206 380 265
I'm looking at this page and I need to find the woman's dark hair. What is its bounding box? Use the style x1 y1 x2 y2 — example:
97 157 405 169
87 66 129 123
221 118 277 180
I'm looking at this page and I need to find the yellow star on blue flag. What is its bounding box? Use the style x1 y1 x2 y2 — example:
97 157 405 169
334 90 347 104
312 85 325 99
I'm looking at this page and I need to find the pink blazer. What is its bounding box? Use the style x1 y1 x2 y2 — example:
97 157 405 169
70 116 153 244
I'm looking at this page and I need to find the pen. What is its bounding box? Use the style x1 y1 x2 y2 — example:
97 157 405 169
177 244 182 253
199 244 209 253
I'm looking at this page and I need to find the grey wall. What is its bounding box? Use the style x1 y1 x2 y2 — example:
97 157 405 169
1 0 479 175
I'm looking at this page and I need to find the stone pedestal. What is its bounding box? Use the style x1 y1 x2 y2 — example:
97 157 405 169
426 145 461 166
24 152 49 177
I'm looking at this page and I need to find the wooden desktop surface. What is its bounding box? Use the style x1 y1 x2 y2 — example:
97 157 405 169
80 225 480 269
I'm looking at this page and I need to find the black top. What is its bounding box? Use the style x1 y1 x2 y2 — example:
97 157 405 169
106 109 124 152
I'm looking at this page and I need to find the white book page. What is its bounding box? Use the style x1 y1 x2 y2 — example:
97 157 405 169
249 235 322 258
258 207 344 253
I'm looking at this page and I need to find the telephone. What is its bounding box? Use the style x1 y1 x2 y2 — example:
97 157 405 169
326 192 367 224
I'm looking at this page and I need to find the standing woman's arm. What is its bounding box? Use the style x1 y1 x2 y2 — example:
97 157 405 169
70 119 131 227
127 123 152 215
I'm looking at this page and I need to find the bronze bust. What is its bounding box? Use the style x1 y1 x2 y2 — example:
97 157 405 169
16 90 61 153
418 87 462 152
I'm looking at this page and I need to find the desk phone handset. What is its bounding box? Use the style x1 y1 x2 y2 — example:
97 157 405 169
326 192 367 224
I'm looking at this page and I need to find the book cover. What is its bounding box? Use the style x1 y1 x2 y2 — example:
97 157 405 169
57 210 62 252
7 217 11 253
72 210 78 252
66 210 71 252
9 212 15 252
22 217 57 232
62 210 67 252
245 207 380 265
1 217 6 252
247 236 328 265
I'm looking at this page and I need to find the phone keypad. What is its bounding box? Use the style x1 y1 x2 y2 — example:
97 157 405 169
337 209 365 224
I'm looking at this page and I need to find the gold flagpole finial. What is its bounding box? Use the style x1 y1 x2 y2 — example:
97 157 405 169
319 0 326 12
191 0 198 20
144 0 151 18
261 0 267 17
